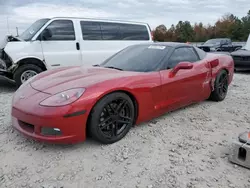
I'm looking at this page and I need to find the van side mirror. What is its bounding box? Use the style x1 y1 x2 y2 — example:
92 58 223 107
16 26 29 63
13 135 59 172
39 28 52 40
169 62 193 77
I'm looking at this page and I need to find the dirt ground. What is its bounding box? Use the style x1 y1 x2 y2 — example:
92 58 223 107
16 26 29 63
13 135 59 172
0 72 250 188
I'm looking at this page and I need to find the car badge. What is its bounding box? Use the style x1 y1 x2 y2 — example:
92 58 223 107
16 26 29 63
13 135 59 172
19 95 25 99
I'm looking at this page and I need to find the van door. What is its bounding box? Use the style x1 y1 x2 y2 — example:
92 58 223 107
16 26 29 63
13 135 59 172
78 20 151 66
39 19 82 69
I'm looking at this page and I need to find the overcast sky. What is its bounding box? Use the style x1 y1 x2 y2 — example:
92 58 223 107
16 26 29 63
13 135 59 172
0 0 250 40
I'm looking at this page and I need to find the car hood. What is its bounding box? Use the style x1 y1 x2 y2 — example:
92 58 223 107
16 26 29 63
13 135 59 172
0 35 22 49
30 66 140 94
0 36 8 49
231 49 250 56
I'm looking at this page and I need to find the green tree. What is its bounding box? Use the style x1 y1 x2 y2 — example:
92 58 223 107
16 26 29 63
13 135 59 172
153 24 167 41
153 9 250 42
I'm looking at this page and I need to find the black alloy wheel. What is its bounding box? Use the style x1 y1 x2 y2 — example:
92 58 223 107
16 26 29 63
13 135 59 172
89 92 135 144
217 71 228 99
209 69 229 101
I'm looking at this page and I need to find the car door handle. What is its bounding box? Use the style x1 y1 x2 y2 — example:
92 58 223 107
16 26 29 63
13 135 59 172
76 42 80 50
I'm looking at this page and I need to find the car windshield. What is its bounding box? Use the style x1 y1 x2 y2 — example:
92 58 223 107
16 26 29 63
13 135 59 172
19 18 50 41
204 39 221 45
99 45 170 72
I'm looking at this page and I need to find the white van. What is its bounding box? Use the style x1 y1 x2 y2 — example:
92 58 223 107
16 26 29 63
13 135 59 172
0 17 153 86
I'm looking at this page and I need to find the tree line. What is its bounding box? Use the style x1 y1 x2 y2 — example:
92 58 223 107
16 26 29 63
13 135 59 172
152 10 250 42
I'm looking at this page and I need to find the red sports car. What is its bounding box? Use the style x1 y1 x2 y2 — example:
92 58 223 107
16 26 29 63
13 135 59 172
11 43 234 144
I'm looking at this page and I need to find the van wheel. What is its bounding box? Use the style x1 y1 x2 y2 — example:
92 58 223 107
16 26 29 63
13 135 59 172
13 64 43 87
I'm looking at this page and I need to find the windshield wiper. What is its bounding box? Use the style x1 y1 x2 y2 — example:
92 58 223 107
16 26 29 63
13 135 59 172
93 64 100 67
104 66 123 71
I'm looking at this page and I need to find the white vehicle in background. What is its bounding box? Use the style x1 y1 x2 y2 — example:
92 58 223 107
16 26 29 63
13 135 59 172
0 17 153 87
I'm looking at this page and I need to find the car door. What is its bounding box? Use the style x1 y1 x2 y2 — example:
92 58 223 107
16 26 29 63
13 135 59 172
40 19 82 69
220 39 228 51
159 46 210 111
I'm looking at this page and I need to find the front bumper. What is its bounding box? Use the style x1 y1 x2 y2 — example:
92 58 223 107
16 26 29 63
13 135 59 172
11 108 87 144
11 84 88 144
0 58 12 78
0 68 8 76
233 57 250 70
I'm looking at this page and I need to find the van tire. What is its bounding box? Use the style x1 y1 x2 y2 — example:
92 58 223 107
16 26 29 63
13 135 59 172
13 64 43 88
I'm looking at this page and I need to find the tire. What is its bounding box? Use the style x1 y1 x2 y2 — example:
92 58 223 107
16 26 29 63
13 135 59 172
89 92 135 144
13 64 43 88
209 70 229 102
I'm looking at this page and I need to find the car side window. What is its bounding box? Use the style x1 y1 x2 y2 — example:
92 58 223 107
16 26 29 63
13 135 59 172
194 47 207 59
44 20 75 41
167 47 199 69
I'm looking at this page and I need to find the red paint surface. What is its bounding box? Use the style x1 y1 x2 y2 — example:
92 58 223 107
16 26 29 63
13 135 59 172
11 53 234 144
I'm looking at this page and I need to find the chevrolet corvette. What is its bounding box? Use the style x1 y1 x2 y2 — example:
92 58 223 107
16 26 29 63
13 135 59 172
11 42 234 144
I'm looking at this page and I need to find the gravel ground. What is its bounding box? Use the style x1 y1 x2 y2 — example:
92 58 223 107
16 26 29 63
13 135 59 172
0 72 250 188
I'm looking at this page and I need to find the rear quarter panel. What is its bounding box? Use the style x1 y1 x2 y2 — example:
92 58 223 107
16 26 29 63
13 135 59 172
207 53 234 86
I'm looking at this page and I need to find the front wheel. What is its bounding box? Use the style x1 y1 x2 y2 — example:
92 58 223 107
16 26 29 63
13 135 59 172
13 64 43 87
209 70 229 101
89 92 135 144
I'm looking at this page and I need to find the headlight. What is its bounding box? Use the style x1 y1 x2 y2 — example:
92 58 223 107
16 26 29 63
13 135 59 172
39 88 85 107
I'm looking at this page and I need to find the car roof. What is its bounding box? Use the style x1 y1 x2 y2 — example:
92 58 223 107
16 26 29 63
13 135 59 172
132 42 192 48
50 17 149 25
208 38 230 40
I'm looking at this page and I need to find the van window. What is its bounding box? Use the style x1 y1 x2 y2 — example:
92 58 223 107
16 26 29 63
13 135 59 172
45 20 75 41
80 21 149 41
80 21 102 40
120 24 149 40
100 22 121 40
20 18 50 41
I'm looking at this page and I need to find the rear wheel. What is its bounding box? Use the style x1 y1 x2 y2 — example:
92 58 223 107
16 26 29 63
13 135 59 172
209 69 229 101
13 64 43 87
89 92 135 144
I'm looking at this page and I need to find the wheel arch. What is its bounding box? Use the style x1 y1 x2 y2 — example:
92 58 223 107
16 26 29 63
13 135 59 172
86 89 139 136
14 57 47 72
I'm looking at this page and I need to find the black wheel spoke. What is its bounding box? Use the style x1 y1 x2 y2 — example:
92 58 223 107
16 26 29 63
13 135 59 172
118 115 132 124
100 120 113 130
218 83 223 89
99 116 111 126
222 85 227 92
217 73 228 97
108 104 116 114
111 121 118 137
221 76 227 83
116 100 127 114
104 107 111 116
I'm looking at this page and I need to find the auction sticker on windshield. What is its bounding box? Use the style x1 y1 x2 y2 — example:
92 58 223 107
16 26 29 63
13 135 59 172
148 45 166 50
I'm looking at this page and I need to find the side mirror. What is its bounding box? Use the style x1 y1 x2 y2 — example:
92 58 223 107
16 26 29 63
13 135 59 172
169 62 193 77
39 28 52 40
